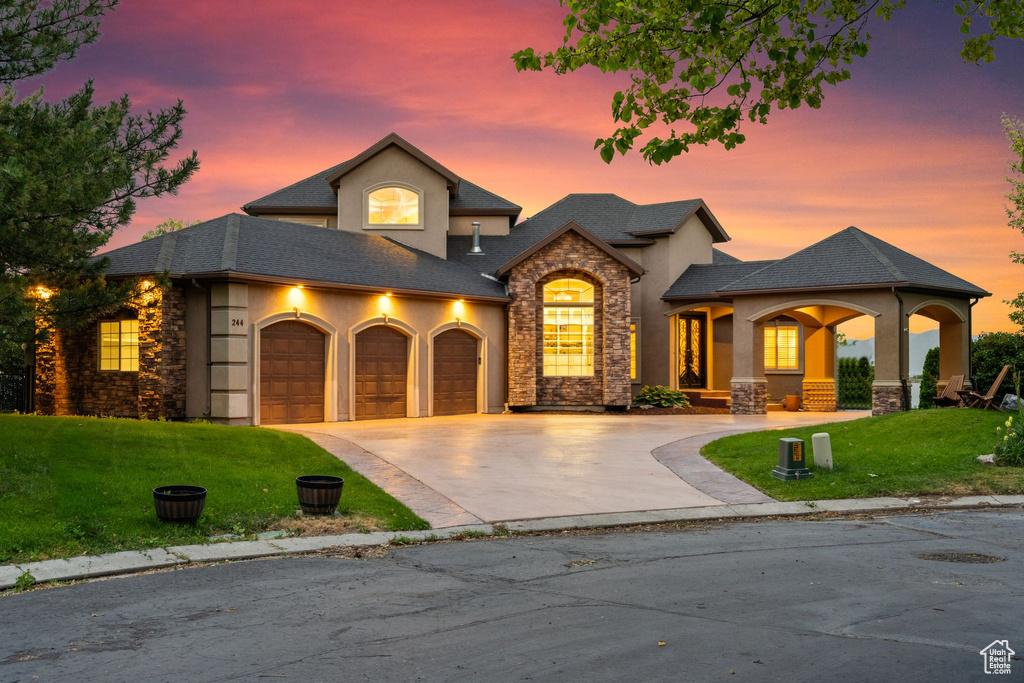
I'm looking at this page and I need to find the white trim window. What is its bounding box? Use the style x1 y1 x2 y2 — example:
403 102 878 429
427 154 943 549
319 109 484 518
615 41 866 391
367 185 420 226
764 320 801 372
99 319 139 371
542 278 595 377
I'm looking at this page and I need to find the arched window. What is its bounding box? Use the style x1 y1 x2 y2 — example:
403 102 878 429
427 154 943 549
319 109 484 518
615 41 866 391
542 278 594 376
367 186 420 225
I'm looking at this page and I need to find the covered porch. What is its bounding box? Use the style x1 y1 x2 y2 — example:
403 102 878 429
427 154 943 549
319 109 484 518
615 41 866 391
665 290 973 415
659 227 988 416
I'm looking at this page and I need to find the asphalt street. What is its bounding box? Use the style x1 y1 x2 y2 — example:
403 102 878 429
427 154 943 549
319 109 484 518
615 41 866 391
2 509 1022 682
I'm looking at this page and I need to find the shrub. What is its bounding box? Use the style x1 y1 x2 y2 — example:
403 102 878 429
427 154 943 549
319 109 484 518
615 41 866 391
633 385 690 408
837 357 873 409
919 347 940 409
972 332 1024 399
995 373 1024 467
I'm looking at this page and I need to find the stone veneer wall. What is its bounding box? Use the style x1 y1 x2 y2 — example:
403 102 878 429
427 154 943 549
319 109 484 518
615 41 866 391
34 283 187 420
730 380 767 414
507 230 632 407
871 383 905 416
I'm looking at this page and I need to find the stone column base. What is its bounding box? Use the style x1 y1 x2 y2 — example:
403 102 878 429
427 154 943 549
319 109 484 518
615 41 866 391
872 382 906 416
802 379 836 412
731 379 767 415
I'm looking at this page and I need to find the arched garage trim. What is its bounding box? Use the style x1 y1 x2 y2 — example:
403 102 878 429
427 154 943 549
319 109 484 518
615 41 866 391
347 316 419 420
427 321 487 416
251 311 338 426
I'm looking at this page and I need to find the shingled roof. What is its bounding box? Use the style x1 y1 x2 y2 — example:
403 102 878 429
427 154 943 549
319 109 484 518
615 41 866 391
664 226 989 300
241 134 520 217
447 193 727 276
99 214 508 300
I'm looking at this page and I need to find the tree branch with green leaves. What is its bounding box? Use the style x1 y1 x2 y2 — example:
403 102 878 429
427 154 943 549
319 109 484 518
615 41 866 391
1004 114 1024 330
513 0 1024 164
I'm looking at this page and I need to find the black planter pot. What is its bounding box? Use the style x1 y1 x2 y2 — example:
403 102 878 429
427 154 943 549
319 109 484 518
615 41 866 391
153 485 207 524
296 475 344 515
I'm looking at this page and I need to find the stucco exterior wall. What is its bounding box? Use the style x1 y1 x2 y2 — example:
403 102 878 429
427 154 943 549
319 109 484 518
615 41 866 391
449 215 511 236
336 146 450 258
711 314 733 390
620 216 714 390
237 283 507 423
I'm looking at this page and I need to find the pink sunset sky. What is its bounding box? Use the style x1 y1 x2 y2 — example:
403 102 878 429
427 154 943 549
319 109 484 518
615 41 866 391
22 1 1024 336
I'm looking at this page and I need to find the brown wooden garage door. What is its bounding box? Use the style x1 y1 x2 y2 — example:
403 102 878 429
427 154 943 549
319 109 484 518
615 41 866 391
433 329 478 415
354 325 408 420
260 321 326 425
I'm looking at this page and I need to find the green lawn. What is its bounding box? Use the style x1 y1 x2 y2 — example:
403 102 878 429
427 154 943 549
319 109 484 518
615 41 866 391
701 409 1024 501
0 414 427 564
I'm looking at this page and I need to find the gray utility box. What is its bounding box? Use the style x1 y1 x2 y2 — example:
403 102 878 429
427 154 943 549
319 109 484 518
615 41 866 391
772 437 813 481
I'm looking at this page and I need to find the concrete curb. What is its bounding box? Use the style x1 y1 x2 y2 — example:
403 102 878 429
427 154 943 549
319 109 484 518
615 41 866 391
3 498 1022 591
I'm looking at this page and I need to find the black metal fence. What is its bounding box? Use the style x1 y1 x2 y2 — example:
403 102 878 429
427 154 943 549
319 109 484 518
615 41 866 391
0 369 30 413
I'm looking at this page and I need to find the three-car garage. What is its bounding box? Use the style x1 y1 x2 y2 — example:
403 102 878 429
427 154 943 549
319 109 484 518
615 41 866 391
257 320 483 424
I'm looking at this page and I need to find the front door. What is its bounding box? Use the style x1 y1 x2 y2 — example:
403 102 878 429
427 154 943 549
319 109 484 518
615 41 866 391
677 314 706 389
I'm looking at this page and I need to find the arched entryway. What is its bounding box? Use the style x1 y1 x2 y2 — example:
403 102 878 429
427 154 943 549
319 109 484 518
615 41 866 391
259 320 326 424
354 324 409 420
432 328 479 415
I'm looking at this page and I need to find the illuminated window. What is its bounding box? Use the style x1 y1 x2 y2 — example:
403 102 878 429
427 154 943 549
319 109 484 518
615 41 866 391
542 278 594 376
764 322 800 371
367 186 419 225
630 319 640 381
99 320 139 371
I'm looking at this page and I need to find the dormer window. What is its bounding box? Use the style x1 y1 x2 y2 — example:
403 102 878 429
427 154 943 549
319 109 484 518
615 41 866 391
367 185 420 226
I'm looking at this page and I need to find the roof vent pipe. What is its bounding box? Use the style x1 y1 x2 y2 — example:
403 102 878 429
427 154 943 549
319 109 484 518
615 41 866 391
468 221 484 255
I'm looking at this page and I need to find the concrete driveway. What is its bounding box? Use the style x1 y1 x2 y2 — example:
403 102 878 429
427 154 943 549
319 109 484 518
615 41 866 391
279 411 867 526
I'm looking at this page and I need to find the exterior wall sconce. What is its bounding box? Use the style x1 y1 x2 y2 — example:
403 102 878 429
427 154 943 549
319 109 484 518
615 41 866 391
379 293 393 323
453 299 466 326
293 307 301 318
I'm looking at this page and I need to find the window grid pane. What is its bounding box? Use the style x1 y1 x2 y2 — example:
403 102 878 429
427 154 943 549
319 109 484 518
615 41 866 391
542 306 594 376
368 186 419 225
99 319 140 371
542 278 594 303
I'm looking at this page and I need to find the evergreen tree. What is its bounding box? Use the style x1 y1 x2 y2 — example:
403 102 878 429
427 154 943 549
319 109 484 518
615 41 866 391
919 347 940 409
0 0 199 348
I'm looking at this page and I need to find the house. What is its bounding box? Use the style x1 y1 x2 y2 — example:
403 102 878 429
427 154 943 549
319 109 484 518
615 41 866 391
33 133 990 424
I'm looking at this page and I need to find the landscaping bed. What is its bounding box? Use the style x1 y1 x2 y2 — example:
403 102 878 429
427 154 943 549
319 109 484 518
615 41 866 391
0 414 427 564
701 408 1022 500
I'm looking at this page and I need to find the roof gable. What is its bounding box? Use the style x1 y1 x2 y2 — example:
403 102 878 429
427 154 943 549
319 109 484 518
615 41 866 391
324 133 460 193
494 220 644 279
721 226 988 296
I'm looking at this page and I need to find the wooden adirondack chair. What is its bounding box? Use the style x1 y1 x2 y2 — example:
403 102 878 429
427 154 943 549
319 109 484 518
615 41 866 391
932 374 965 408
959 365 1010 411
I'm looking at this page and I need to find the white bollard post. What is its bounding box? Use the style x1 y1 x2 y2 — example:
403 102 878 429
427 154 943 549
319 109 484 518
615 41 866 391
812 432 833 470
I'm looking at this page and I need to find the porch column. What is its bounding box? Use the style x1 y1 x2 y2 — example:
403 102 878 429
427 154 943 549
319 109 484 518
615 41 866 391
730 311 767 414
872 300 909 415
802 324 836 411
209 282 250 424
